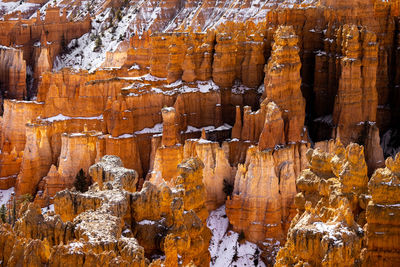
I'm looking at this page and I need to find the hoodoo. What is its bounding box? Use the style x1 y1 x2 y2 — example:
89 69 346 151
0 0 399 266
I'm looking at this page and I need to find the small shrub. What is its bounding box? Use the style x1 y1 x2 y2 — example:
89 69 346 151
116 9 122 21
19 194 33 204
238 230 246 243
93 35 102 52
223 179 234 199
74 169 88 192
0 205 6 223
90 33 97 41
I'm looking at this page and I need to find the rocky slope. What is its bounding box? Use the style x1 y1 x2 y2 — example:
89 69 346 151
0 155 211 266
275 142 400 267
0 0 399 266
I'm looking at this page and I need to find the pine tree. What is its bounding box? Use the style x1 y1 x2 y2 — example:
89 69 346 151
93 35 102 52
19 193 32 204
74 169 88 192
0 205 6 223
60 35 67 53
223 179 234 199
12 195 16 226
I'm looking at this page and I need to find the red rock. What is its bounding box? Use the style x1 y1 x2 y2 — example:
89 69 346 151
263 25 305 144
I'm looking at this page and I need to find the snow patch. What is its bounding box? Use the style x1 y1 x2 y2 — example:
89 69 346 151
207 205 265 267
109 133 134 139
41 204 55 214
40 114 103 122
134 123 163 134
184 123 232 134
137 220 157 225
0 187 14 206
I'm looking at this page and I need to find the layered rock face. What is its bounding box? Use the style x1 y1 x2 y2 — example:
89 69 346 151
226 143 309 264
1 0 400 265
262 26 305 144
332 25 379 145
276 143 400 266
361 154 400 266
183 137 234 211
0 46 26 100
0 155 211 266
0 8 90 98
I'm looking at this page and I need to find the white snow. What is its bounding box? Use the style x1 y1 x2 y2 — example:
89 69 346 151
53 3 151 72
314 114 333 124
375 232 385 235
123 78 220 96
198 139 213 144
207 205 265 267
231 80 258 94
0 1 39 19
376 203 400 208
129 64 140 70
0 187 14 207
40 114 103 122
162 107 175 112
69 133 86 137
309 221 359 246
134 123 163 134
110 133 134 139
41 204 55 214
184 123 232 134
67 241 84 254
137 219 157 225
122 228 131 234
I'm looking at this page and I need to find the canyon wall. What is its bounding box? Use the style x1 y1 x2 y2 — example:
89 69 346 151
0 0 399 266
276 144 400 266
361 154 400 266
0 46 26 100
0 7 90 98
0 156 210 266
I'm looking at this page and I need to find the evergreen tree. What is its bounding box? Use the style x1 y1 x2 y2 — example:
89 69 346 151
12 194 16 226
60 35 67 53
0 205 6 223
223 179 234 199
74 169 88 192
93 35 102 52
19 193 32 204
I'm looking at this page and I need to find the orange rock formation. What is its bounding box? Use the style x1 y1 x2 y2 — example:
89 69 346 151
262 25 305 144
275 143 368 266
0 46 26 100
362 153 400 266
0 155 211 266
0 0 399 265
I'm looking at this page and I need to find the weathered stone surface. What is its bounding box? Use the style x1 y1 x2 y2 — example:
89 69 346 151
276 144 367 266
332 25 379 145
183 138 234 211
89 155 138 192
226 143 309 264
361 153 400 266
0 155 211 266
0 0 400 265
0 46 26 100
263 25 305 144
258 101 285 151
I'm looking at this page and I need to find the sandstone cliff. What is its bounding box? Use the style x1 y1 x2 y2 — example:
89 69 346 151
0 155 211 266
275 143 368 266
0 46 26 100
0 0 399 265
361 153 400 266
226 143 309 264
262 25 305 144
